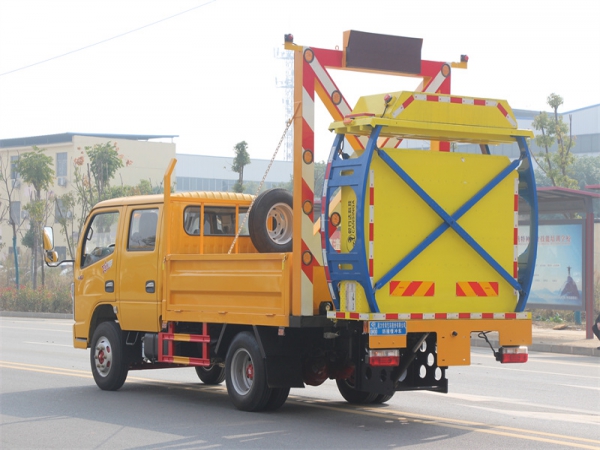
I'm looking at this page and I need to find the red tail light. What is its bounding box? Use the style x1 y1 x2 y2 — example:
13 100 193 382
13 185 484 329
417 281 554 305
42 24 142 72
368 349 400 367
497 346 528 363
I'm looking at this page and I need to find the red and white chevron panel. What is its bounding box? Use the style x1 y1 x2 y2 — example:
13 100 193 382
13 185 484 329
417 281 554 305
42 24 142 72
392 93 518 127
327 311 531 320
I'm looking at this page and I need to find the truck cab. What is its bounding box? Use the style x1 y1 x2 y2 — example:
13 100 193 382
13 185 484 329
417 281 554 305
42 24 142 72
66 192 256 348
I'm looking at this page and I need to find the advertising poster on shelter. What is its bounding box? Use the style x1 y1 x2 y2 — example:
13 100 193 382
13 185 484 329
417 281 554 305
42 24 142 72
518 223 584 309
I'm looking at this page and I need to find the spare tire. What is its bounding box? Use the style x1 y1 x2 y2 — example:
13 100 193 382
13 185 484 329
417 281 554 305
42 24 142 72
249 189 293 253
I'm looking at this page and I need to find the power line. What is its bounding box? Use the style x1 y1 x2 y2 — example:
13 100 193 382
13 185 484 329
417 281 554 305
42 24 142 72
0 0 218 77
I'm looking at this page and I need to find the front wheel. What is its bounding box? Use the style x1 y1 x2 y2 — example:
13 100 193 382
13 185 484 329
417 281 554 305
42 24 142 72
90 321 129 391
225 332 272 411
195 364 226 385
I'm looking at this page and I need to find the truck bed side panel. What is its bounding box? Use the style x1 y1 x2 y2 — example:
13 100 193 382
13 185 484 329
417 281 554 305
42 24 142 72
163 253 291 327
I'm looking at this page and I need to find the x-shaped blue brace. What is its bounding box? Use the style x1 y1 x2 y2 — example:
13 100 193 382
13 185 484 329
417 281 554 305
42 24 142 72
374 149 523 294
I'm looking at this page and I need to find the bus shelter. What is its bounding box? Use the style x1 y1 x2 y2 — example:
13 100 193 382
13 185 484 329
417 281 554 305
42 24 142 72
520 187 599 339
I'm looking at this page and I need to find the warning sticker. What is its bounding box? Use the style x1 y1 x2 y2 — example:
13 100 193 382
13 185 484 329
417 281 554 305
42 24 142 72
369 321 407 336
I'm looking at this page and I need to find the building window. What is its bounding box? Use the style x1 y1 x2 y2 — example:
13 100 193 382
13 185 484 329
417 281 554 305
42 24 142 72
10 155 18 180
55 199 70 223
56 152 67 177
10 201 20 224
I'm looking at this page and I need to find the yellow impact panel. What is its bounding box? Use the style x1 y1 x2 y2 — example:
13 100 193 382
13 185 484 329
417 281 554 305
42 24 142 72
340 149 518 314
331 91 533 144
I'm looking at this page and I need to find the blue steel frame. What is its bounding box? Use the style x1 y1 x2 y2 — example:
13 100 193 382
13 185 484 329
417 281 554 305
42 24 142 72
322 130 538 313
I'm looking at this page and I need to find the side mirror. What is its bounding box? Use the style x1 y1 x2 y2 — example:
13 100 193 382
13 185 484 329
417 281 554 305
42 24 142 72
42 227 58 264
42 226 54 251
45 250 59 264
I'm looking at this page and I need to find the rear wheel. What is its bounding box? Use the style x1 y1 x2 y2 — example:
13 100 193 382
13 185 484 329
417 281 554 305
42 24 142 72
264 387 290 411
90 321 128 391
225 332 272 411
195 364 226 385
372 393 394 403
336 377 378 404
249 189 293 253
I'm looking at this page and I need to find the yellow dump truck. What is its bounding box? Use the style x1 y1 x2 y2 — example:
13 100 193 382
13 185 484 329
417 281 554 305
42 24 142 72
43 87 538 411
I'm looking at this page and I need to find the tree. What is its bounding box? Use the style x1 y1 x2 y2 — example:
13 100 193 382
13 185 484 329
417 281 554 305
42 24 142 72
0 150 25 289
572 155 600 189
87 141 125 201
57 142 131 258
232 141 251 193
15 146 54 289
532 93 577 188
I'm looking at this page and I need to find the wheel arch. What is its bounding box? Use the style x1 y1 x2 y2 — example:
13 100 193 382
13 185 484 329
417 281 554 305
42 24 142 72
88 304 117 348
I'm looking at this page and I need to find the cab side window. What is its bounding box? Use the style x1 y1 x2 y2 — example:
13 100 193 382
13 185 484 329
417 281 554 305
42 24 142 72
82 211 119 268
128 209 158 251
183 206 249 236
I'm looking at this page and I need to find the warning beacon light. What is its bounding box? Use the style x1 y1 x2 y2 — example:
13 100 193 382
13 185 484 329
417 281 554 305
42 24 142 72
284 34 294 43
461 54 469 63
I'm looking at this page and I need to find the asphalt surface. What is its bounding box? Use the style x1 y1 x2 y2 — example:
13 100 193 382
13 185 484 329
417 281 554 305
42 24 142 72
1 311 599 357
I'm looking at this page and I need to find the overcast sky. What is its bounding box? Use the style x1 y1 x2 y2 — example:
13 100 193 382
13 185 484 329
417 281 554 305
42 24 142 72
1 0 598 163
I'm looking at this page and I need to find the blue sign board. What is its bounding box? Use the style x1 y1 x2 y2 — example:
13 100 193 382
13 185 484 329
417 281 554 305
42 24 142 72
369 321 407 336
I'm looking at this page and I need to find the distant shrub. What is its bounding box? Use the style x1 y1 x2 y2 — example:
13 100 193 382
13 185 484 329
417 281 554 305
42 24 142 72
0 285 72 313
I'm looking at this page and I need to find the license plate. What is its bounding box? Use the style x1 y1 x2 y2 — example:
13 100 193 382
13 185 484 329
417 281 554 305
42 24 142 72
369 321 407 336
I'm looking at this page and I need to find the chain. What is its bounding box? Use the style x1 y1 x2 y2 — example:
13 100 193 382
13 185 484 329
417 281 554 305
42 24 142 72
228 114 295 254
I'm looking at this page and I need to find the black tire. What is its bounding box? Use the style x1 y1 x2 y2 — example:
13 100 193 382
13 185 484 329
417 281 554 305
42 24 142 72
90 321 129 391
249 189 293 253
372 393 394 403
195 364 226 385
336 378 378 404
225 332 272 411
264 387 290 411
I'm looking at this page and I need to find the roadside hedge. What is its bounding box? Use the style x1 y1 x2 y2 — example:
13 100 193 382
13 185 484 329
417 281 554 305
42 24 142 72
0 285 72 314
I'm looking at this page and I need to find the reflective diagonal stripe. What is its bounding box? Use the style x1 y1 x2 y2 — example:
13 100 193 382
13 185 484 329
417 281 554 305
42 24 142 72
390 281 435 296
456 282 499 297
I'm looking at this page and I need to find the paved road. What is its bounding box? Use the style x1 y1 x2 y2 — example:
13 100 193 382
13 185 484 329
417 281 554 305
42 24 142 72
1 317 599 449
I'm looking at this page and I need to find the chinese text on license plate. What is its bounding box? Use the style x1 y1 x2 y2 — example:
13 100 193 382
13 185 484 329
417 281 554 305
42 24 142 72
369 321 407 336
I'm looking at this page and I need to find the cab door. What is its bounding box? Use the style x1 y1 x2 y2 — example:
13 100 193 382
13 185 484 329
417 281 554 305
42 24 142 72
117 205 162 332
73 208 122 344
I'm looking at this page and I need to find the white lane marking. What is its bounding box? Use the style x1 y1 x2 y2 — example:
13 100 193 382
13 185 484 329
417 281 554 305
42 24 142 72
558 384 600 391
466 363 599 379
24 341 72 347
0 326 71 333
462 405 600 425
430 392 600 416
223 431 285 439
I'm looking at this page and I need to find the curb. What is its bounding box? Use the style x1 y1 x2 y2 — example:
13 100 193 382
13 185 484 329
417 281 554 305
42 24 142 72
0 311 73 320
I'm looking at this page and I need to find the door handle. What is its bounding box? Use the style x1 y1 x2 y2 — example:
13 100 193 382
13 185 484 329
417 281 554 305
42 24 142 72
145 281 155 294
105 280 114 293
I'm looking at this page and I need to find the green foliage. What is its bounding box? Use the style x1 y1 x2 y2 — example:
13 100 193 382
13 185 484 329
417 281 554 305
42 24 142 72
14 146 55 200
21 224 35 250
231 141 251 192
86 141 125 201
532 93 577 188
233 180 244 193
572 155 600 189
0 284 72 313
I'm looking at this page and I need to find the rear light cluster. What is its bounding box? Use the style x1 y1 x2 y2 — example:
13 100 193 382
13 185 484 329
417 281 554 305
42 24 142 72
368 349 400 367
496 346 528 363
